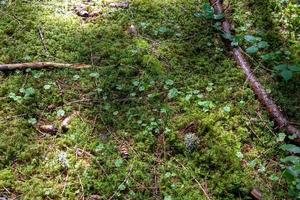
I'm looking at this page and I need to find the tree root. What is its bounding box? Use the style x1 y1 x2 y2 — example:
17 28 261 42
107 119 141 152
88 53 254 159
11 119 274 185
209 0 300 140
0 62 91 71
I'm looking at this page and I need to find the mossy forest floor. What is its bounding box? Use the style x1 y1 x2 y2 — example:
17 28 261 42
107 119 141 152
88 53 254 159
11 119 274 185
0 0 299 199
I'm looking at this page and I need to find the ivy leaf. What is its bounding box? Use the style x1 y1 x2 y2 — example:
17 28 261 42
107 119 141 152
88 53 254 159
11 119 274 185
246 46 259 54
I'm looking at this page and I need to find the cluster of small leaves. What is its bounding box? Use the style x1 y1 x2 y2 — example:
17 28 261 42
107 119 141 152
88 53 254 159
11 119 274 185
8 87 35 103
244 35 269 54
280 133 300 198
194 3 224 21
274 64 300 81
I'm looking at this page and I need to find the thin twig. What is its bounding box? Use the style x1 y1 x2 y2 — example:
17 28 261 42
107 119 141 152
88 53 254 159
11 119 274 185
173 157 212 200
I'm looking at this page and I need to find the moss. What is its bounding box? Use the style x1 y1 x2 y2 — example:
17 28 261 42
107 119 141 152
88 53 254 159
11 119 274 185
0 0 297 199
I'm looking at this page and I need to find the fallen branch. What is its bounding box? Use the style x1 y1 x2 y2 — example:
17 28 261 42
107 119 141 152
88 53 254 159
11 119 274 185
0 62 91 71
209 0 300 140
107 2 130 9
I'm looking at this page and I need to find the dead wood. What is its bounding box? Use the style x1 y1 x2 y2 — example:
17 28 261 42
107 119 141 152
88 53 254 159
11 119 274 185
0 62 91 71
61 111 79 132
107 2 130 9
250 188 263 200
209 0 300 139
38 124 58 135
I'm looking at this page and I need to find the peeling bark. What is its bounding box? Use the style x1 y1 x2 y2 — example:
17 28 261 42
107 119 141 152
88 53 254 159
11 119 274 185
0 62 91 71
209 0 300 139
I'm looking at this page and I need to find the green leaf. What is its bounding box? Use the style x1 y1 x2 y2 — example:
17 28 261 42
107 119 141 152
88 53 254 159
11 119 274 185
257 41 269 49
244 35 256 43
289 65 300 72
158 27 169 33
280 70 293 81
281 144 300 154
23 87 35 97
184 94 192 102
132 80 139 86
231 41 239 47
281 156 300 164
214 13 224 20
277 132 286 142
236 151 243 159
43 84 51 90
57 109 65 117
269 174 279 181
89 72 100 78
275 64 288 71
222 33 234 41
223 106 231 113
246 46 259 54
165 172 172 178
8 92 22 103
288 134 298 140
28 118 37 125
118 183 126 191
283 168 297 182
165 79 174 86
203 3 213 17
72 75 80 80
260 54 272 61
164 196 172 200
213 22 222 31
168 88 179 99
114 159 123 167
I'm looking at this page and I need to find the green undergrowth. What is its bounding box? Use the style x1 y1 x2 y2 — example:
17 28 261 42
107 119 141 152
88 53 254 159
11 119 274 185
0 0 298 199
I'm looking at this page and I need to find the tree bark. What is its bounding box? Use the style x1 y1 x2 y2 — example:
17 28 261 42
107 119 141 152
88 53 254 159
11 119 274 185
0 62 90 71
209 0 300 139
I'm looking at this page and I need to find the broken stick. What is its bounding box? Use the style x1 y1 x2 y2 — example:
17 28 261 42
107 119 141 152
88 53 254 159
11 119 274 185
0 62 91 71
